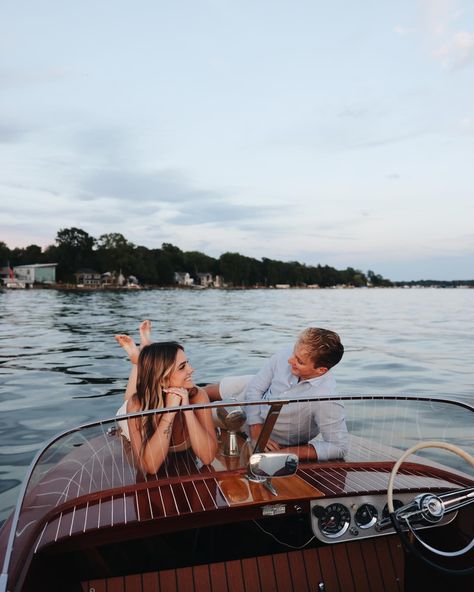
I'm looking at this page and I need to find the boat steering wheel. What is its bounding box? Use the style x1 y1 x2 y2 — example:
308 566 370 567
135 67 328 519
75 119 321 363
387 441 474 575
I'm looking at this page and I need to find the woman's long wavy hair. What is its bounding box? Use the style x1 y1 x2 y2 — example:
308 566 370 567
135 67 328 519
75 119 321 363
135 341 184 460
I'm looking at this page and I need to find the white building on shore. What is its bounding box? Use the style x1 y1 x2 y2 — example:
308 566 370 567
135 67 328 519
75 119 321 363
13 263 58 287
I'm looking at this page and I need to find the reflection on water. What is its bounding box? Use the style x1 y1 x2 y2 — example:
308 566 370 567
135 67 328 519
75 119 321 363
0 287 473 521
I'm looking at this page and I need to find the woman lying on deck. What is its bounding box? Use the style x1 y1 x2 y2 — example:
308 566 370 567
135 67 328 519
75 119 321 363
115 321 217 474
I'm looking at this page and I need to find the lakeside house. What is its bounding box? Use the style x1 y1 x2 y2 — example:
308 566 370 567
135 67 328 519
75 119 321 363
75 269 102 287
75 269 140 288
196 272 213 287
174 272 224 288
4 263 58 287
101 271 119 287
174 272 194 286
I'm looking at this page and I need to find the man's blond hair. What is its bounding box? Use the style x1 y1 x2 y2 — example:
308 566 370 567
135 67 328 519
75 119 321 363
298 328 344 369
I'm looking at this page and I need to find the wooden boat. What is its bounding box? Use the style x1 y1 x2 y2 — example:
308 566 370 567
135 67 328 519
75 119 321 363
0 395 472 591
3 280 26 289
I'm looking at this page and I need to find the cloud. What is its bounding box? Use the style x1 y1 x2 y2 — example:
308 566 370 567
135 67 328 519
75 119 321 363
418 0 474 69
80 168 199 202
79 162 280 223
434 30 474 68
171 201 271 225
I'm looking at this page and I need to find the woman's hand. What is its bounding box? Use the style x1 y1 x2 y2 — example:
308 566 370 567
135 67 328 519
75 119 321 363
164 387 189 407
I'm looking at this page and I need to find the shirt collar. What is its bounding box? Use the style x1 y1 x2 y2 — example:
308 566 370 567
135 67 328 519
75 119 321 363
300 369 332 386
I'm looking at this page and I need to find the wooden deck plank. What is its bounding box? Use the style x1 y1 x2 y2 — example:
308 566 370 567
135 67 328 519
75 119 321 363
83 499 100 531
317 546 340 592
123 492 139 524
54 508 74 541
360 539 384 592
110 494 126 526
98 498 113 529
256 555 277 592
331 543 355 592
241 557 260 592
84 579 107 592
141 571 160 592
375 536 403 592
136 487 157 520
170 482 192 514
345 539 371 591
209 563 229 592
176 566 194 592
387 536 405 592
193 479 220 511
192 564 211 590
225 559 245 592
183 480 207 512
272 552 293 592
159 484 179 516
159 569 177 592
68 505 88 536
302 548 323 590
287 550 310 592
104 575 125 592
123 573 143 592
171 450 201 477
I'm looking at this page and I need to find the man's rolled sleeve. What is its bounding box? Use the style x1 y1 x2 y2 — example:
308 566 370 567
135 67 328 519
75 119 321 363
243 354 278 425
308 401 348 461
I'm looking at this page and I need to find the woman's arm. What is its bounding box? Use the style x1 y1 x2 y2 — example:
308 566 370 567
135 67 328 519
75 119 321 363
127 393 182 474
124 364 138 401
167 386 218 465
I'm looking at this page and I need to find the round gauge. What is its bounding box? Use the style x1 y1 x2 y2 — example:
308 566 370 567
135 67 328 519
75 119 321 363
317 503 351 538
354 503 378 529
382 499 404 519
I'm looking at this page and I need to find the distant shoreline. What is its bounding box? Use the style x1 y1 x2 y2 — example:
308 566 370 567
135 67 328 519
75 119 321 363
3 283 472 291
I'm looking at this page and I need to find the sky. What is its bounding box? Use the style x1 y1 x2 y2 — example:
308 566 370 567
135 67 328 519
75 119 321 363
0 1 473 281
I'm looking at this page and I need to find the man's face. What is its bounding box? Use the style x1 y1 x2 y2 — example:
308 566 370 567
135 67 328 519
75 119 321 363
288 342 327 380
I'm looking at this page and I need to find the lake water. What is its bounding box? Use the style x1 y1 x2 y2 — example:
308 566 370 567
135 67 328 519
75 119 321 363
0 287 473 522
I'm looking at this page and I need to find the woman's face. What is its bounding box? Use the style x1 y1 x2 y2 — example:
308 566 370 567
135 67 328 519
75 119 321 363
168 348 194 388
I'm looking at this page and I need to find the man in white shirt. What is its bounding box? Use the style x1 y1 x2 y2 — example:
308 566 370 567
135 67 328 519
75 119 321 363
207 328 347 461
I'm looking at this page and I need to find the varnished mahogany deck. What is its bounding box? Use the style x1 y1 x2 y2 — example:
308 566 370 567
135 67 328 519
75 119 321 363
81 535 405 592
17 431 470 559
5 424 473 592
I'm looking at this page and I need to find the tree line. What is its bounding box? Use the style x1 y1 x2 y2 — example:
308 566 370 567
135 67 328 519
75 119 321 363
2 226 393 287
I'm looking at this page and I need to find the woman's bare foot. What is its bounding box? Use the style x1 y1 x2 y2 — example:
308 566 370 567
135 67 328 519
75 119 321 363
115 334 140 364
139 320 152 348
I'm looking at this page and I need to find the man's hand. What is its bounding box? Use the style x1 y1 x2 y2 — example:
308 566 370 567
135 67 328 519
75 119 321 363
249 424 263 442
264 438 281 452
279 445 318 461
249 424 281 452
